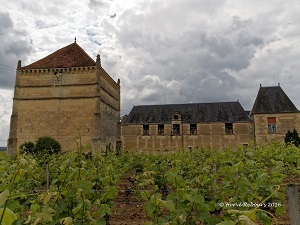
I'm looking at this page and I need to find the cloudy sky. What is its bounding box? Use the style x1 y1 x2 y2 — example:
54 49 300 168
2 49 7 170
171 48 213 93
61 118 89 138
1 0 300 146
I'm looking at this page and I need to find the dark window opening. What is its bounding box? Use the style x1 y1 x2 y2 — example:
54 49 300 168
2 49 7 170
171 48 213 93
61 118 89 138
190 124 197 134
158 124 164 135
143 125 149 135
172 124 180 135
174 114 179 120
225 123 233 134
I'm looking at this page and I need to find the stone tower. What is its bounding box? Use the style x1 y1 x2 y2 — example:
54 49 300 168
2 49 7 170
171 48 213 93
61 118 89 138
7 41 120 153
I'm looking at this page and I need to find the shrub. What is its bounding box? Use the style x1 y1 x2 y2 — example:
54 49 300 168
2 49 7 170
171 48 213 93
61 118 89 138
284 129 300 147
35 136 61 155
19 141 35 154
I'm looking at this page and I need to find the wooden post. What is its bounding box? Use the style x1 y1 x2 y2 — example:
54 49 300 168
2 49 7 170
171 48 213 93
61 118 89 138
286 184 300 225
46 164 50 190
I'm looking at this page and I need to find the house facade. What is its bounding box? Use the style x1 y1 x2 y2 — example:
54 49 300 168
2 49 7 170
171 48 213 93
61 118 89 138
122 102 253 151
122 85 300 151
7 41 121 153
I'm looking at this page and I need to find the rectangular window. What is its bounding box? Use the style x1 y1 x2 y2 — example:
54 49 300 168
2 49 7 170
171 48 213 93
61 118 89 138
225 123 233 134
172 124 180 135
143 125 149 135
267 117 276 133
158 124 164 135
190 124 197 134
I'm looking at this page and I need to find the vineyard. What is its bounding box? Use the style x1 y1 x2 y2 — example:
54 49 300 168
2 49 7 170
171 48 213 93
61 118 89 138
0 142 300 225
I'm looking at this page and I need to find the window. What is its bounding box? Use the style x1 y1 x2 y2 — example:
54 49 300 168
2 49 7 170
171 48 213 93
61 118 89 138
143 125 149 135
190 124 197 134
172 124 180 135
267 117 276 133
174 114 179 120
225 123 233 134
158 124 164 135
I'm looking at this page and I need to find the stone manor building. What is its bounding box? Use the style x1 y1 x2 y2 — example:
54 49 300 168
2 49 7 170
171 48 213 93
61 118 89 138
121 85 300 151
7 41 120 153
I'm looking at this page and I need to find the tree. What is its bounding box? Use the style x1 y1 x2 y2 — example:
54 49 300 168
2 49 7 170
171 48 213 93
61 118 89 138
35 136 61 155
284 129 300 147
19 141 35 154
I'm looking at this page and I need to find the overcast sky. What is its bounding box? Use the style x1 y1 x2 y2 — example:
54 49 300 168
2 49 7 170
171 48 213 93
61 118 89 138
1 0 300 146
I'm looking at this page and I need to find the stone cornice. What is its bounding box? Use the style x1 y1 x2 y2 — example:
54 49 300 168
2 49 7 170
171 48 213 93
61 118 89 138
15 83 98 88
18 66 96 75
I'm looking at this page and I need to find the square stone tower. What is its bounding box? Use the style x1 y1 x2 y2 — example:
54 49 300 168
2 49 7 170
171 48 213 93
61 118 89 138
7 41 120 153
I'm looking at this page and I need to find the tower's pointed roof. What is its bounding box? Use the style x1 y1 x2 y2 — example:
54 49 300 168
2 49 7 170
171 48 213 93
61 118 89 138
251 85 298 114
21 42 96 69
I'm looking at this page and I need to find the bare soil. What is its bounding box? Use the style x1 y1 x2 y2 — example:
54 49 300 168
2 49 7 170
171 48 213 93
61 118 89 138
109 173 148 225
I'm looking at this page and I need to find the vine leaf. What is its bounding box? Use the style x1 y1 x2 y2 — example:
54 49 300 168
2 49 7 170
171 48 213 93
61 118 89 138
59 216 73 225
0 190 10 206
0 207 17 225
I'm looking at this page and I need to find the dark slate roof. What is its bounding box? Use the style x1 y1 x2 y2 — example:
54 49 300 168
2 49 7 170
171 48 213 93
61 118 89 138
124 102 251 124
251 86 299 114
21 42 96 69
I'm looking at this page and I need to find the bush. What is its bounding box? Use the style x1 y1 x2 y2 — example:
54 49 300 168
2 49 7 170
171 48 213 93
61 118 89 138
284 129 300 147
19 141 35 154
35 136 61 154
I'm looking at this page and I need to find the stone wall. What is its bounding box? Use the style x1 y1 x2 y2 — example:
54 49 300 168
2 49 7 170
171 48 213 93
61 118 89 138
253 113 300 144
8 65 121 154
121 122 253 152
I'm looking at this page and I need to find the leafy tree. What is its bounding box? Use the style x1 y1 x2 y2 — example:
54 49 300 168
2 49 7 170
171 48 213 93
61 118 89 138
284 129 300 147
19 141 35 154
35 136 61 155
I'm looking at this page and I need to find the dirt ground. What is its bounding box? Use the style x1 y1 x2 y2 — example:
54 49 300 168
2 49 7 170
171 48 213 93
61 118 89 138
109 174 299 225
109 173 148 225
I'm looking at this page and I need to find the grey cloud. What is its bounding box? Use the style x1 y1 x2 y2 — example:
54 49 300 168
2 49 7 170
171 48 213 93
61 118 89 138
0 12 32 89
88 0 108 9
0 12 13 34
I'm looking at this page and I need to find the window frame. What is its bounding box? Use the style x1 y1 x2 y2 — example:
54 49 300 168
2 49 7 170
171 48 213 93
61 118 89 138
143 124 150 136
190 124 197 135
225 123 233 135
172 124 180 135
267 117 276 134
158 124 164 135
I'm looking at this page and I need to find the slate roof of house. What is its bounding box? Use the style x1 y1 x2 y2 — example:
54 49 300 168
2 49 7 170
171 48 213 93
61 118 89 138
124 102 251 124
21 42 96 69
251 86 299 114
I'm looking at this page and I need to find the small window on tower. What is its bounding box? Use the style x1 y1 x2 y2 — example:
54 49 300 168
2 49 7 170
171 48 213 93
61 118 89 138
143 125 149 135
267 117 276 133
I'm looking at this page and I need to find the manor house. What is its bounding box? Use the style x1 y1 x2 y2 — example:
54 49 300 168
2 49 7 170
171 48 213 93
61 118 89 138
121 85 300 151
7 40 121 153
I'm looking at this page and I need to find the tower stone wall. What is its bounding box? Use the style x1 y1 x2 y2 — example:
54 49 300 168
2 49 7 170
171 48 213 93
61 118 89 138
7 43 120 154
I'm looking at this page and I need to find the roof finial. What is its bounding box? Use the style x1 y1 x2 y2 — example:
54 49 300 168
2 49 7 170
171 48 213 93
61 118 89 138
260 84 261 87
74 37 76 43
96 54 101 67
17 60 21 70
278 82 280 86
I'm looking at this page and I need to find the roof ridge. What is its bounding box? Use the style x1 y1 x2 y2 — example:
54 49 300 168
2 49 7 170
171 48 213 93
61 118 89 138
134 101 241 107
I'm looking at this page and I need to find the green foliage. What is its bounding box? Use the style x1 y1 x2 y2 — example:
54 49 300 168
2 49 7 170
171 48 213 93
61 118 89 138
0 143 299 224
19 141 35 154
35 136 61 155
284 128 300 147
